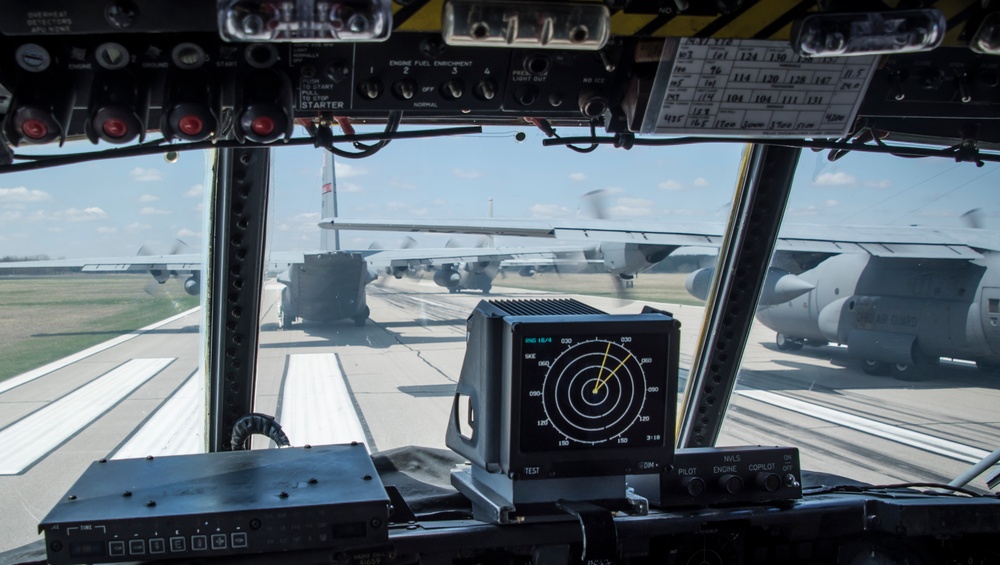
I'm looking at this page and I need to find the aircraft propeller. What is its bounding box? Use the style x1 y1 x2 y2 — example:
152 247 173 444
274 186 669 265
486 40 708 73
139 239 189 295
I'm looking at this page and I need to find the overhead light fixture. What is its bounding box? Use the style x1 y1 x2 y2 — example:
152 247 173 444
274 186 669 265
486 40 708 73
792 9 945 57
218 0 391 42
442 0 609 50
971 12 1000 55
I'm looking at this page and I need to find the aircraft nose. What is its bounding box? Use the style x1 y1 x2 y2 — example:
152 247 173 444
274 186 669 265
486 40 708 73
759 270 815 306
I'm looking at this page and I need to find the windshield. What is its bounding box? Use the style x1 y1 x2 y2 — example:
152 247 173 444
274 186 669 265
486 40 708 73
723 150 1000 489
0 131 997 551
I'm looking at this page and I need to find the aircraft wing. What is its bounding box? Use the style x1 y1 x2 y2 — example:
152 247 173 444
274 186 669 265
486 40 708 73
0 254 203 272
322 218 998 261
0 251 317 273
322 218 725 248
360 245 592 269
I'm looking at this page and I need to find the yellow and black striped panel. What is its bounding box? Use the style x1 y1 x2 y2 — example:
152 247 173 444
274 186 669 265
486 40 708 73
389 0 988 46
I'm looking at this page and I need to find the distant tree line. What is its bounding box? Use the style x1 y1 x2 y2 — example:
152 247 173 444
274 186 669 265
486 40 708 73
0 255 77 276
1 254 51 262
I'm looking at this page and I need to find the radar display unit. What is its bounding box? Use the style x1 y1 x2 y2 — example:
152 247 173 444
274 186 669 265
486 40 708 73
446 299 680 523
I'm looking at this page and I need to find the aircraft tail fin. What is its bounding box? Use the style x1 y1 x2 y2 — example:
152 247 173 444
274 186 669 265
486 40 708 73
321 152 340 251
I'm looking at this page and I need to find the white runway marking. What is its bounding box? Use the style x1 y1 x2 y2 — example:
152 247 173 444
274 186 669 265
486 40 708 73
0 358 174 474
0 307 198 396
737 388 990 464
279 353 367 448
112 371 205 460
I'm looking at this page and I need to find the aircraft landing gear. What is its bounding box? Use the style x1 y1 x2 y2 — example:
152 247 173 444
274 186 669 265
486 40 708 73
775 333 803 351
352 306 370 327
862 359 890 376
891 350 936 381
278 307 294 330
891 362 921 381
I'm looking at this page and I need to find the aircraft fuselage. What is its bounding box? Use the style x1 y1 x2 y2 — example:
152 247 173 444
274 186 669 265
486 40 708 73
755 253 1000 372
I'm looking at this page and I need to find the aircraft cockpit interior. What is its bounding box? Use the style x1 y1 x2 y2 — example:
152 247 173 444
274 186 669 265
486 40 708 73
0 1 999 564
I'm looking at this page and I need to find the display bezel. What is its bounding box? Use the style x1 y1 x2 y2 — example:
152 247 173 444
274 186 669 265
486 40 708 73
501 314 679 480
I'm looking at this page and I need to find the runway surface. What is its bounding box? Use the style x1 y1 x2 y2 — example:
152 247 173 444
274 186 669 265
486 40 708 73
0 277 997 552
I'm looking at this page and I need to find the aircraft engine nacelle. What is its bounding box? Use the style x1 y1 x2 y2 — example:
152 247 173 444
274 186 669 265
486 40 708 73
685 267 714 301
519 266 536 277
467 259 495 275
183 275 200 296
149 269 170 284
685 267 815 305
433 266 462 289
391 265 408 279
598 242 675 277
817 296 852 342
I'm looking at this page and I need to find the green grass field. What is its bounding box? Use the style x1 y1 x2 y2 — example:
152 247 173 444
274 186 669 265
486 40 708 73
494 272 705 306
0 275 199 382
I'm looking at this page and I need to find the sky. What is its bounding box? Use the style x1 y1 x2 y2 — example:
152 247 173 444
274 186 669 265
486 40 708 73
1 126 998 260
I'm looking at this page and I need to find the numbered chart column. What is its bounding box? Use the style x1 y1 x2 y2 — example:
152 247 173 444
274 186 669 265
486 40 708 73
647 39 877 137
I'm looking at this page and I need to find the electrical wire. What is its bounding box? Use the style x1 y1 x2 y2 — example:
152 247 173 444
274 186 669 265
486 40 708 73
565 120 599 154
540 135 1000 164
323 111 403 158
0 124 483 173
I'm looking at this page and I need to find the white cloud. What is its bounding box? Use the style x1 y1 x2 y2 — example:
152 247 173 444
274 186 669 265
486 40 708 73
864 179 891 188
290 212 321 223
340 182 364 193
138 194 160 202
125 222 152 232
139 207 172 216
692 177 709 187
176 228 200 238
658 180 684 191
0 187 51 202
604 187 625 194
825 199 839 208
337 163 368 178
26 207 108 222
529 203 574 218
569 172 588 181
46 227 64 233
453 168 482 179
64 207 109 222
130 167 163 182
97 227 118 235
184 184 203 198
618 197 654 208
433 198 447 206
814 172 856 186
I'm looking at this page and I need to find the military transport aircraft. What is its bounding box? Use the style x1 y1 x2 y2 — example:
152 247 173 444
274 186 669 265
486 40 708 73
323 215 1000 379
0 152 589 327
